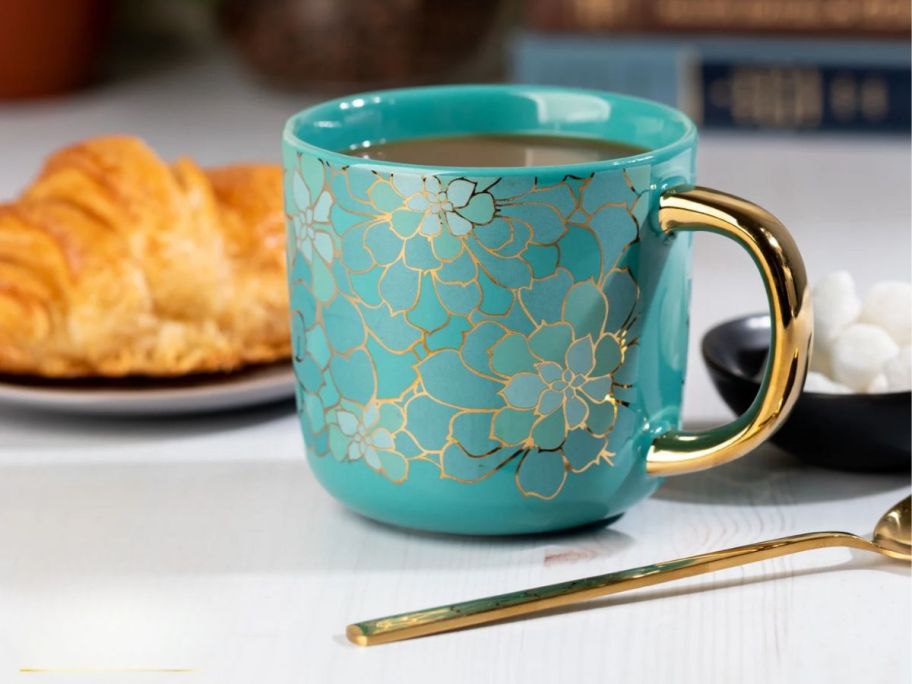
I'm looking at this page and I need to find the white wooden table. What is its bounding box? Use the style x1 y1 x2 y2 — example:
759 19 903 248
0 52 909 684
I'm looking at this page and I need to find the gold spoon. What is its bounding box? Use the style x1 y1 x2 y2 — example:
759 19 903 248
347 495 911 646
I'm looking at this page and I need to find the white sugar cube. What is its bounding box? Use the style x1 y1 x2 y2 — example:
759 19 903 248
809 348 832 376
804 371 851 394
859 281 912 345
867 373 889 393
830 323 899 392
883 346 912 392
812 271 861 358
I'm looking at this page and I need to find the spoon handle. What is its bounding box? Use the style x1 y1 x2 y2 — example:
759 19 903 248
347 530 876 646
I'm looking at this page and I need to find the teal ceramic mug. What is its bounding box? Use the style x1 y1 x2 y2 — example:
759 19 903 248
283 85 812 535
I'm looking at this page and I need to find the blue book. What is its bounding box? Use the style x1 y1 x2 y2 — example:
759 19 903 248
511 33 911 133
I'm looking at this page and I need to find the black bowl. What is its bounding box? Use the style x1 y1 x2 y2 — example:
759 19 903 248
702 314 911 472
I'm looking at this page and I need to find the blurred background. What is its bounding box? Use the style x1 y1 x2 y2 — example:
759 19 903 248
0 0 909 425
2 0 908 128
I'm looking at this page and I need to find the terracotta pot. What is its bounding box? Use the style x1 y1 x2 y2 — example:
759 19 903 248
0 0 111 99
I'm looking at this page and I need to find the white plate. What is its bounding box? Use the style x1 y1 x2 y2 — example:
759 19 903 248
0 363 296 416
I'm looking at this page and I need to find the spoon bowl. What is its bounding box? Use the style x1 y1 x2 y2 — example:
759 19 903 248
873 496 911 560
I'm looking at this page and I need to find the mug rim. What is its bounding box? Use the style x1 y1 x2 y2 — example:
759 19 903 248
283 84 698 177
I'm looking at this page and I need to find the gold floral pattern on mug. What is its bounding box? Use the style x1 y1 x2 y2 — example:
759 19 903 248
286 153 649 499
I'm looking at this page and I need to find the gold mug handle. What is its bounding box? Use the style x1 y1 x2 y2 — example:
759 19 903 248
647 187 813 477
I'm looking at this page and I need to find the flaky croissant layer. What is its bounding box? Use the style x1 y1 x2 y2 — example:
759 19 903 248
0 136 290 377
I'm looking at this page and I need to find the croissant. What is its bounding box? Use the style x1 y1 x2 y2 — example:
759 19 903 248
0 135 290 377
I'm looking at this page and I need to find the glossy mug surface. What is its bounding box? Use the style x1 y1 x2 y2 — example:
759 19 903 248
282 86 807 535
